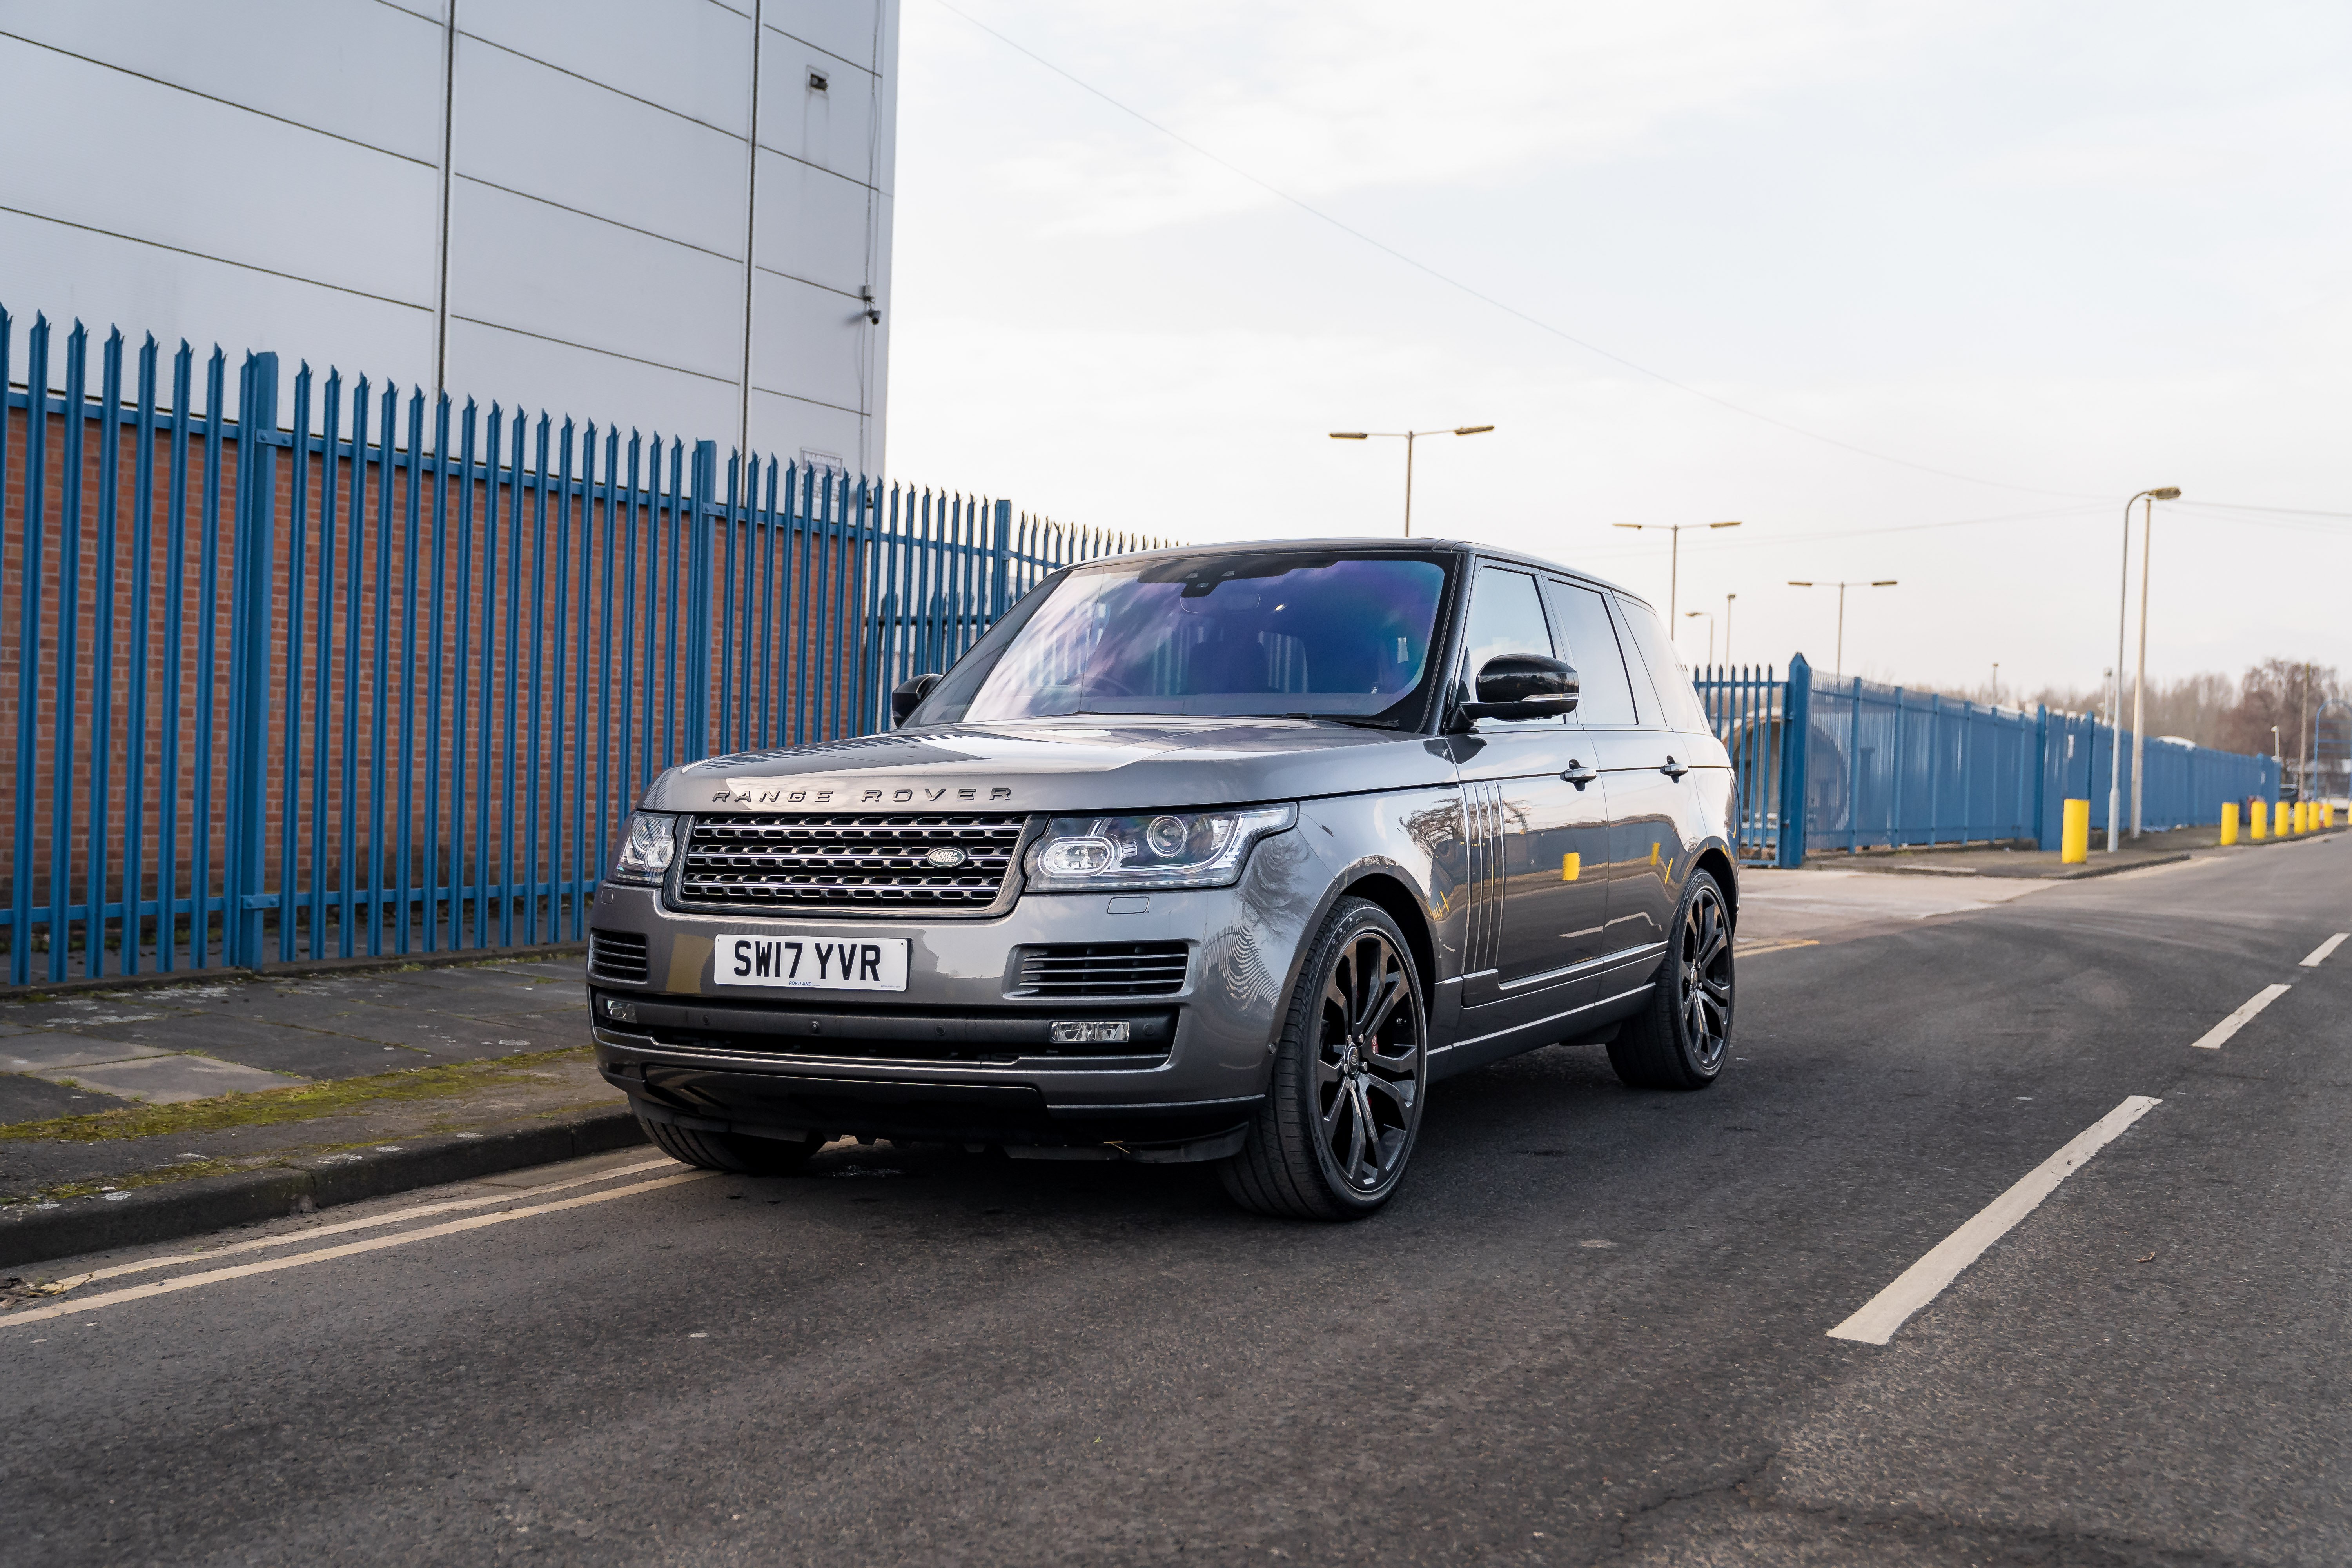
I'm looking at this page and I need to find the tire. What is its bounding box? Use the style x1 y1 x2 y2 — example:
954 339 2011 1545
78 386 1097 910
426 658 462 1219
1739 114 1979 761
638 1114 828 1174
1221 897 1429 1221
1607 868 1734 1091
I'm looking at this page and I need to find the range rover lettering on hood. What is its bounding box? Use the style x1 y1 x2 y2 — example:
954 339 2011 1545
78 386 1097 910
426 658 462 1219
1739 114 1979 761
708 784 1016 806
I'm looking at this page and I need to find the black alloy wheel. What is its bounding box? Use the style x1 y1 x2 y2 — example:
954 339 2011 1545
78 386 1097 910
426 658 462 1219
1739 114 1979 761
1607 868 1735 1090
1223 897 1428 1220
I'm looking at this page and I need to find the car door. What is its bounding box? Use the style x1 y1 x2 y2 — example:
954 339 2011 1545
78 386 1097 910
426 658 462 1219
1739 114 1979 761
1593 591 1710 978
1450 564 1612 1040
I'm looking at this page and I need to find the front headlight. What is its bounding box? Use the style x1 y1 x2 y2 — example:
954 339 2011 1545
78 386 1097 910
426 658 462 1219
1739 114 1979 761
610 812 677 884
1024 804 1296 892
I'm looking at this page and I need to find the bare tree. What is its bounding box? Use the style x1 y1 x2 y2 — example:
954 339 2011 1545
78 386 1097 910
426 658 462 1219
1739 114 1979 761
2220 659 2342 759
1857 663 2330 758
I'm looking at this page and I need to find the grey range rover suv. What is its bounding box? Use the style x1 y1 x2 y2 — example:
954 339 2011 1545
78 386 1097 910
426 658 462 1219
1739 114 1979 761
590 539 1737 1220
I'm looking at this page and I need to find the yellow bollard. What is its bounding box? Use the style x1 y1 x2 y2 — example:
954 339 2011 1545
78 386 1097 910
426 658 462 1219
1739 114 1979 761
2220 801 2239 846
2296 801 2309 834
2061 797 2091 864
2251 800 2269 840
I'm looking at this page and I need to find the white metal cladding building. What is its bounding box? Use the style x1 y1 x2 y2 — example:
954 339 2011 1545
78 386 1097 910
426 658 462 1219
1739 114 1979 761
0 0 898 474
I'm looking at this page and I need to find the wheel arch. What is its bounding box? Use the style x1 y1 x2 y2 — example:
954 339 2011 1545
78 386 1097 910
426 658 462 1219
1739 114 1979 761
1336 869 1439 998
1691 841 1739 929
1263 861 1444 1057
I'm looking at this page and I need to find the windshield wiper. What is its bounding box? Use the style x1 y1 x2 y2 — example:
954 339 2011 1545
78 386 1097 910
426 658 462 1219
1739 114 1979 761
1282 713 1403 730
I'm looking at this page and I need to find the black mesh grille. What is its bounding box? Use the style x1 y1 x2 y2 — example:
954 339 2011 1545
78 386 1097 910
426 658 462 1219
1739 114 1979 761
588 928 650 983
676 813 1024 911
1014 942 1190 997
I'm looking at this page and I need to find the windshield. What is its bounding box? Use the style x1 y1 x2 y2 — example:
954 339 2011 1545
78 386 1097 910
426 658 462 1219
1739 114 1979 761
913 552 1454 724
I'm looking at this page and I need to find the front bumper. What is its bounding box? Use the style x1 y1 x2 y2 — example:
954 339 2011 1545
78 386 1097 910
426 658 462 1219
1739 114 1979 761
583 859 1312 1151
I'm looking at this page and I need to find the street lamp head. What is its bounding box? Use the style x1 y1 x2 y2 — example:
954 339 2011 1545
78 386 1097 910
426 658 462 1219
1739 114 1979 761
1329 432 1368 440
1787 580 1813 587
2149 486 2181 501
1708 520 1742 529
1453 425 1494 436
1871 580 1898 587
1613 523 1644 531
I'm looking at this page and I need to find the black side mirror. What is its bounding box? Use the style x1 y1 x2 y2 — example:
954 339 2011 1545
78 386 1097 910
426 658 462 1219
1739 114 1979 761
891 672 942 726
1461 654 1578 720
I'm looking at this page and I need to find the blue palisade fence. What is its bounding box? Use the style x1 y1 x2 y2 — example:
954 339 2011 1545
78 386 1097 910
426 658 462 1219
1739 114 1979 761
0 310 1159 982
1696 659 2281 864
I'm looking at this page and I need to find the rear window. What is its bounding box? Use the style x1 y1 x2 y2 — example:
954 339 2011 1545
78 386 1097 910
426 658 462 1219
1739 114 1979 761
1544 579 1637 726
1614 596 1711 733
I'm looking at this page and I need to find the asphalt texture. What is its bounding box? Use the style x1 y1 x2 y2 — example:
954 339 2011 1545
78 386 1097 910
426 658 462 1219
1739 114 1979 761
4 838 2347 1566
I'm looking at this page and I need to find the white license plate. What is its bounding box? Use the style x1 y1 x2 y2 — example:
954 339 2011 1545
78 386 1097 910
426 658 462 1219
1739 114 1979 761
712 936 909 991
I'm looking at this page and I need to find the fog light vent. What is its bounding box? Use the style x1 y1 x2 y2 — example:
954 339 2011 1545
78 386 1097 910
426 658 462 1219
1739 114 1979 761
603 996 639 1024
1050 1020 1130 1045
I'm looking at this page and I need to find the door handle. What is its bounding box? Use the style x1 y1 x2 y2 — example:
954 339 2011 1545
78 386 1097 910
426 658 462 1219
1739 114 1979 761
1562 761 1598 787
1660 755 1689 780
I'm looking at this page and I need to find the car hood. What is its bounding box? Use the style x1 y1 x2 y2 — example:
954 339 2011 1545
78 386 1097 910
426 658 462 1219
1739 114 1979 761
645 719 1460 814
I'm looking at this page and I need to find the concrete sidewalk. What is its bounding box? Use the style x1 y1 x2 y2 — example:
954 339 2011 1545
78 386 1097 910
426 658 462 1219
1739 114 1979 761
0 953 635 1267
0 953 592 1123
1734 825 2341 951
1804 820 2341 880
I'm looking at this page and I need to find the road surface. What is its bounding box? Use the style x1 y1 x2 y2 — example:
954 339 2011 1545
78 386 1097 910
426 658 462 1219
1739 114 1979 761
6 840 2347 1566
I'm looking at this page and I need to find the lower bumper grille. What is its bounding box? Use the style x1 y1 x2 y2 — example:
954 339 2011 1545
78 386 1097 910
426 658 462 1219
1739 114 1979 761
595 990 1174 1065
588 928 650 983
1014 942 1190 997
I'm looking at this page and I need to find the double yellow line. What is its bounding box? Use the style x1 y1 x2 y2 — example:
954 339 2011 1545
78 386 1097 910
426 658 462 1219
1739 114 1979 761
3 1157 704 1329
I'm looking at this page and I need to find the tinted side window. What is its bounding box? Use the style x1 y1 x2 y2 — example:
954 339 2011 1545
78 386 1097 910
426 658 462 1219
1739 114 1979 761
1459 566 1561 727
1614 595 1711 733
1543 579 1637 726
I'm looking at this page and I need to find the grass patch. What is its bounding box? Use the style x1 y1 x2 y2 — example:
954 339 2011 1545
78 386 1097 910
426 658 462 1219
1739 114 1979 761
8 1095 625 1207
27 1158 251 1204
0 1045 594 1145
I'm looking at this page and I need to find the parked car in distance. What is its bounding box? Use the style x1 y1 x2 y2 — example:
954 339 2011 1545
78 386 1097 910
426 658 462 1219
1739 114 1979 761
588 539 1737 1218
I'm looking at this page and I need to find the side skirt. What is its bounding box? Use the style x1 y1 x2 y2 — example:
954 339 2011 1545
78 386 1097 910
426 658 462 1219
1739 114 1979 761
1429 979 1658 1082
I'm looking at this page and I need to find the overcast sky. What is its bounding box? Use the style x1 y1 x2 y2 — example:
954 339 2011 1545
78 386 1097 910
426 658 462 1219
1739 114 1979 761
884 0 2350 701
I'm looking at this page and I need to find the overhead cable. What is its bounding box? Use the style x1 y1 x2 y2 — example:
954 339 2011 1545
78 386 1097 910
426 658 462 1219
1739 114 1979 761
929 0 2107 501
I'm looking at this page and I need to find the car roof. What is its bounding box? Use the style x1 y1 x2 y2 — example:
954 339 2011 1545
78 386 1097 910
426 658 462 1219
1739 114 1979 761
1075 537 1647 608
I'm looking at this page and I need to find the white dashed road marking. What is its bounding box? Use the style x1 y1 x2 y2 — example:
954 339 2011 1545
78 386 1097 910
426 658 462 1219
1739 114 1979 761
2 1169 710 1329
1828 1095 2161 1346
2190 984 2292 1050
2299 933 2347 969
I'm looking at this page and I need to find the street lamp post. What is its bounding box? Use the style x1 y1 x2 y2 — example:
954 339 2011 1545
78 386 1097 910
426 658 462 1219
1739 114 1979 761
1329 426 1494 537
1683 610 1715 666
2118 486 2181 848
1785 579 1897 677
1611 519 1741 629
2299 661 2314 806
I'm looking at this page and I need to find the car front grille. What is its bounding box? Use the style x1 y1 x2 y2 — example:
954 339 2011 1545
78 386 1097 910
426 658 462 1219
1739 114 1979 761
588 928 650 983
1013 942 1191 997
675 813 1024 912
